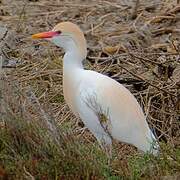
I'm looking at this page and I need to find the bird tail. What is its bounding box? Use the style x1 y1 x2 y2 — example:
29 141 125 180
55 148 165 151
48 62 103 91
146 130 160 156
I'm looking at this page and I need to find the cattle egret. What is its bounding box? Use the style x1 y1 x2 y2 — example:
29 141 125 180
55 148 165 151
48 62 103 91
32 22 159 155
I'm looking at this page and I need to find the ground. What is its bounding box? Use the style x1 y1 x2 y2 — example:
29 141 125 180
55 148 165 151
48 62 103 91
0 0 180 179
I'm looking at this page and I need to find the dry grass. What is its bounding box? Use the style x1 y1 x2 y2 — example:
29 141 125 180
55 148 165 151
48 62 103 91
0 0 180 179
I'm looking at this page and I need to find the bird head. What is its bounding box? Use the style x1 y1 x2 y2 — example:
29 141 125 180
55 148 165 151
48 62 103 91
32 22 87 60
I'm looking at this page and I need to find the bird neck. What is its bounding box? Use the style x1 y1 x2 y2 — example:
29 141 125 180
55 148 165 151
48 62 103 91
63 51 84 70
62 50 84 115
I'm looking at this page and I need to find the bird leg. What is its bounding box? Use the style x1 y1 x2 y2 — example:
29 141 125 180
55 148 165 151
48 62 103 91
99 138 112 162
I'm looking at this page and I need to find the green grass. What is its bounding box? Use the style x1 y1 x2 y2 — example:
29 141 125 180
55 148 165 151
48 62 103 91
128 147 180 180
0 116 179 179
0 117 109 179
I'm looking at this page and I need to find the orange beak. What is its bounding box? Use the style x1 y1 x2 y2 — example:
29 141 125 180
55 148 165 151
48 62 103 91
32 31 60 39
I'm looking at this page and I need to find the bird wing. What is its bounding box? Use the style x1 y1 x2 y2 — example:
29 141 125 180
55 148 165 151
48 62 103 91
76 70 158 153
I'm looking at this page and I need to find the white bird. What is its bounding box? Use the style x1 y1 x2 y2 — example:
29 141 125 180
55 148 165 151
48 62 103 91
32 22 159 155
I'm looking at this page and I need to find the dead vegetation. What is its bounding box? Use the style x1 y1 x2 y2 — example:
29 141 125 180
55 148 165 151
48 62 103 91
0 0 180 179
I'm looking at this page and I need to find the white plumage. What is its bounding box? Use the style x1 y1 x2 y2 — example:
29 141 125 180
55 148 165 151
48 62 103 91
32 22 159 155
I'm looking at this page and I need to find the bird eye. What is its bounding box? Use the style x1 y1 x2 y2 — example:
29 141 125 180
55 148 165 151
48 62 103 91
56 30 61 34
